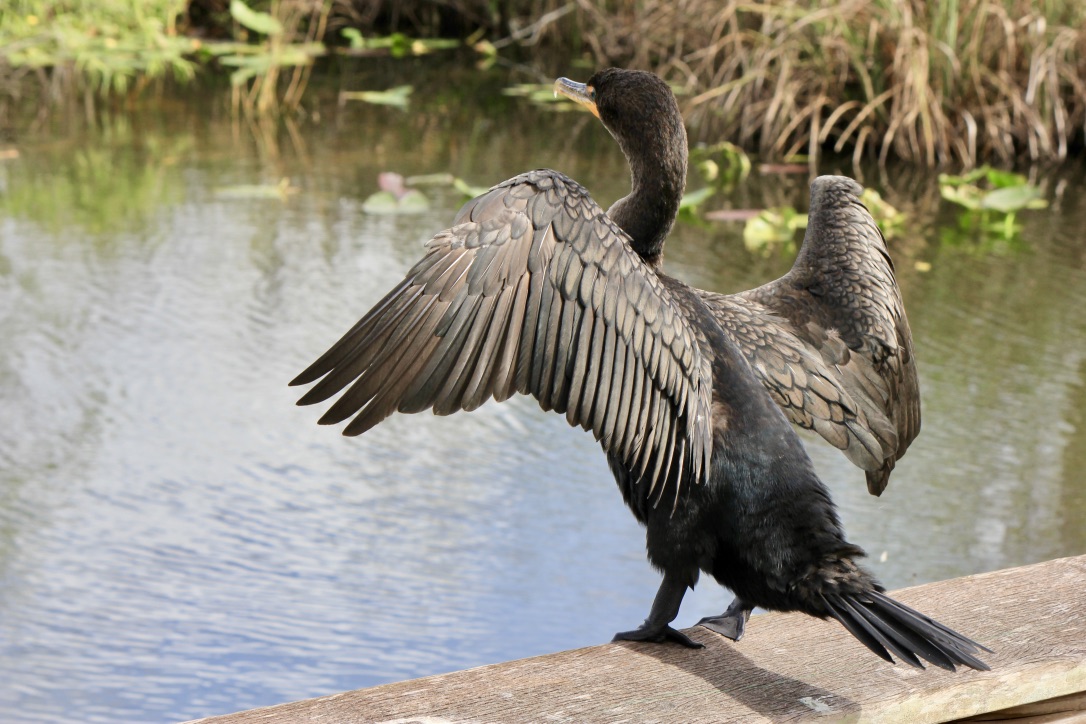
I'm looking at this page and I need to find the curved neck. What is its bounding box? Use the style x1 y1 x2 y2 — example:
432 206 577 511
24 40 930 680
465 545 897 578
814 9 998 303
605 117 687 266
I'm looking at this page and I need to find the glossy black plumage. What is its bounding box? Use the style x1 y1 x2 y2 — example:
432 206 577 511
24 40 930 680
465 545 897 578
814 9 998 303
291 68 988 670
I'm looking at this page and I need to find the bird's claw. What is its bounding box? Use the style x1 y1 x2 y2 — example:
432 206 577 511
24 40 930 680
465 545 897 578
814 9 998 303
697 606 750 641
613 624 703 648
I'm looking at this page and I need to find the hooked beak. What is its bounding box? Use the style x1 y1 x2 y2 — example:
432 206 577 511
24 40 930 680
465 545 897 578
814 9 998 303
554 77 599 118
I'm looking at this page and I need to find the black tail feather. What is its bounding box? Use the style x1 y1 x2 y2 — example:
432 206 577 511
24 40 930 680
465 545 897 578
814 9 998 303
825 594 926 669
868 591 993 654
845 594 960 670
822 592 991 671
822 594 895 665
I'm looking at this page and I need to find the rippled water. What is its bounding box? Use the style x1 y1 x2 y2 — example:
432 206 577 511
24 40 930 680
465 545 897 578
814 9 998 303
1 71 1085 722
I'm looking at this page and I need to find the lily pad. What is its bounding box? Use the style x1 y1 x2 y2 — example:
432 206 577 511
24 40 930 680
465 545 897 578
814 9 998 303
981 185 1046 213
743 208 808 252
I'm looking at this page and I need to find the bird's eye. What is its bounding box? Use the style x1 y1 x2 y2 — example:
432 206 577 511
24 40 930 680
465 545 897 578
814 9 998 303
588 87 597 102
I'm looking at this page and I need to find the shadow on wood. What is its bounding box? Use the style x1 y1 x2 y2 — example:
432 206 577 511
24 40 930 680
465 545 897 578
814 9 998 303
186 555 1086 723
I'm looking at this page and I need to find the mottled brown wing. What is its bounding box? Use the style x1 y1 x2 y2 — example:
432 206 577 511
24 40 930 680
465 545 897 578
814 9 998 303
698 290 890 475
291 169 713 509
728 175 920 496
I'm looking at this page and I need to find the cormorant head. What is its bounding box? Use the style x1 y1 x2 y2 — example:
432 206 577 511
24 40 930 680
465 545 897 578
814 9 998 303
554 69 685 163
553 68 688 262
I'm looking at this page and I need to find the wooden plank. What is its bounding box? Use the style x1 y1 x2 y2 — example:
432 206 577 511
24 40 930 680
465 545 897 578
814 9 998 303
188 555 1086 724
956 691 1086 722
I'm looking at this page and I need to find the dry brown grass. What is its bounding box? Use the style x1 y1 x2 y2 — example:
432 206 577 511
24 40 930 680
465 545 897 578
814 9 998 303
564 0 1086 166
350 0 1085 166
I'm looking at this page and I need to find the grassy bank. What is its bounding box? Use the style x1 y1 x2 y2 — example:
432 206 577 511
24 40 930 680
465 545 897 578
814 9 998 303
2 0 1084 166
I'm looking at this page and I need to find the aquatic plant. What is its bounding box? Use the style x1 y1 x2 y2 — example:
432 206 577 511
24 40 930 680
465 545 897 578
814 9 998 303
691 140 751 190
938 166 1047 243
217 0 331 115
741 207 809 253
361 172 430 214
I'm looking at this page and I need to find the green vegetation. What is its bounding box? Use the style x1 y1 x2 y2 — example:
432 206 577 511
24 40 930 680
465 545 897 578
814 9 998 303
719 187 905 254
0 0 196 98
939 167 1047 244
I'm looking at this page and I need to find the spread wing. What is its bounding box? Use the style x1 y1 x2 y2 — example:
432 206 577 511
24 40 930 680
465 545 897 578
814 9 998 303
712 175 919 496
291 169 713 509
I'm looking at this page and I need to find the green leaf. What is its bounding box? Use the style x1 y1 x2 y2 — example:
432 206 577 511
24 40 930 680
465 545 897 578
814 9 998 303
742 207 807 252
361 189 430 215
361 190 401 214
340 86 413 108
939 183 983 211
984 169 1027 189
452 177 489 198
230 0 283 36
981 185 1046 213
341 27 364 50
229 66 259 87
397 189 430 212
679 186 715 211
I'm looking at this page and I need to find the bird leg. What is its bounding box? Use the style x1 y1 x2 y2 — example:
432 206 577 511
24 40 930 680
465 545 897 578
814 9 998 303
612 573 703 648
697 597 753 641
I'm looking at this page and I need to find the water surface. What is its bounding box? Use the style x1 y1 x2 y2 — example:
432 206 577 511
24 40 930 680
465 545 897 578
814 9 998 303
1 68 1085 722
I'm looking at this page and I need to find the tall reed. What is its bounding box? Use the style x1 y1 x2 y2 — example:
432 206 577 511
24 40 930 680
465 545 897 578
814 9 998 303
557 0 1086 166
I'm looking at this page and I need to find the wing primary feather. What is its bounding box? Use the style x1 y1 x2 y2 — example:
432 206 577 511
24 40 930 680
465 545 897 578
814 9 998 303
330 299 450 431
515 270 545 394
592 324 617 440
408 294 484 412
565 307 594 427
646 405 671 500
295 286 429 404
468 292 514 407
494 275 530 401
290 279 416 387
603 334 629 452
669 436 686 515
620 352 645 463
615 343 640 460
636 391 660 482
313 294 442 418
535 279 565 411
652 420 678 510
433 295 496 415
461 289 515 411
551 293 581 414
529 268 558 405
577 313 606 431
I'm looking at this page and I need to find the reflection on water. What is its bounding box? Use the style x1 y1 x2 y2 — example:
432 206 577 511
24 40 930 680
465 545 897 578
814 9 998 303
1 69 1085 722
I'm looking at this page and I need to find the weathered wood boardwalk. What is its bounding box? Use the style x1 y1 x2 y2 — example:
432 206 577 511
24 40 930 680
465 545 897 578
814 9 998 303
188 555 1086 723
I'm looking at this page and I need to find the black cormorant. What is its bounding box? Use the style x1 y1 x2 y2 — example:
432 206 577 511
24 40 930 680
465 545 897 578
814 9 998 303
291 68 989 670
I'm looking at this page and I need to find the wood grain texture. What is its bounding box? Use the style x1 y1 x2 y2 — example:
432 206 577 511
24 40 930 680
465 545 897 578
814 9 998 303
187 555 1086 724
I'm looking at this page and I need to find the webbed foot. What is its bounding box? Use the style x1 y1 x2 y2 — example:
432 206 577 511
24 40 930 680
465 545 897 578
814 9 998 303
613 624 703 649
697 597 752 641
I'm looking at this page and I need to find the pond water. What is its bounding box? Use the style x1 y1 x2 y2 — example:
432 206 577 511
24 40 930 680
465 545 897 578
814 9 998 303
2 64 1085 722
